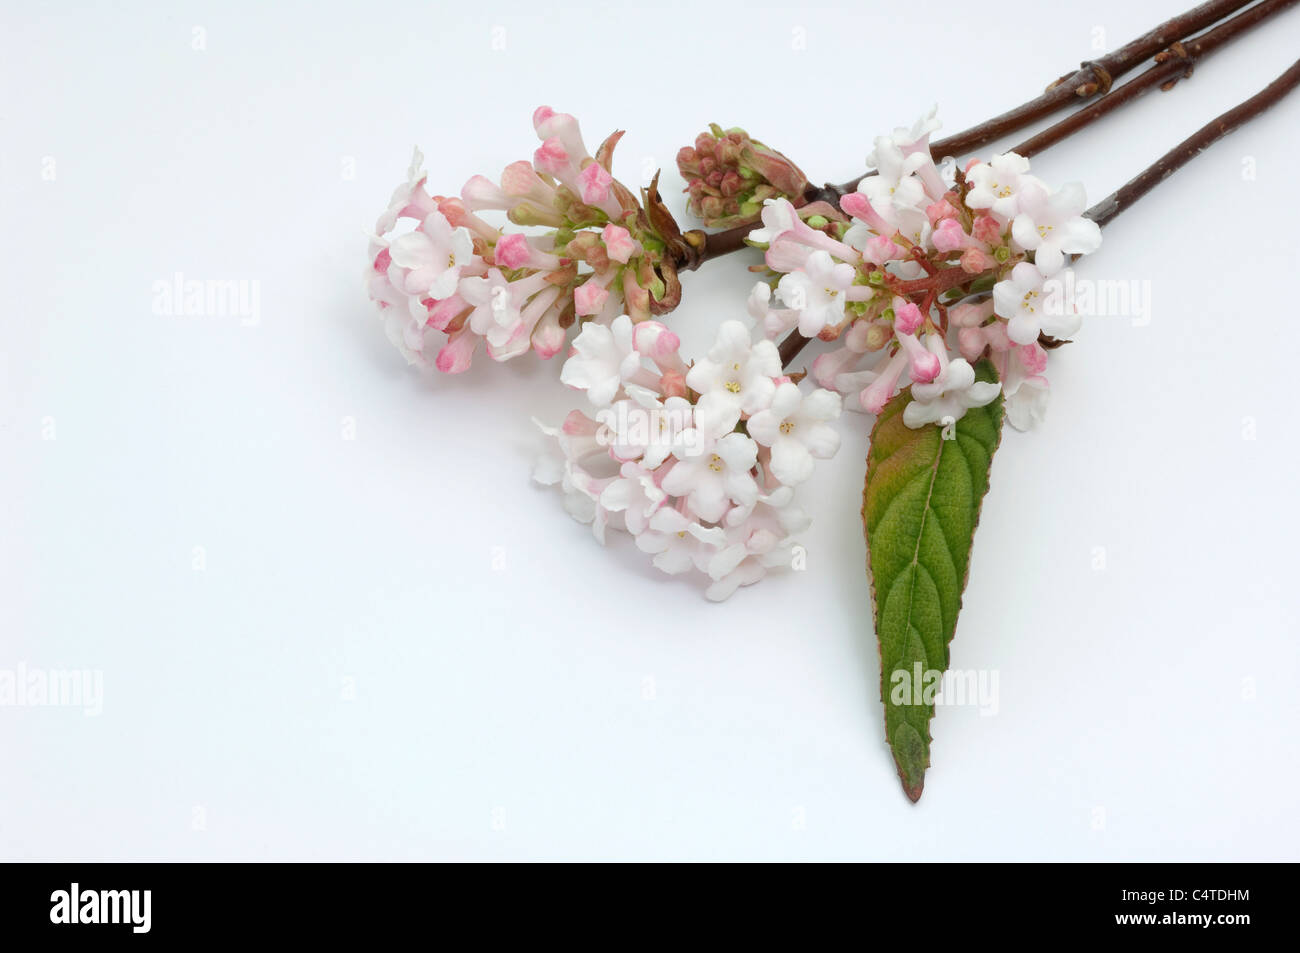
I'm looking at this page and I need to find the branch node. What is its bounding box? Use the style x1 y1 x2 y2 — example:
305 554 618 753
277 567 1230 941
1079 59 1115 96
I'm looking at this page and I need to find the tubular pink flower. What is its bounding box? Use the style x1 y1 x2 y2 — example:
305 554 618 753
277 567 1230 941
428 293 468 332
779 217 861 263
932 218 973 253
487 285 561 362
493 232 562 271
532 107 591 166
897 330 940 383
461 174 512 212
812 346 864 390
863 234 902 266
632 322 687 375
861 351 908 413
531 307 566 359
765 235 812 273
436 325 477 374
501 160 557 202
958 326 986 363
949 299 995 328
435 197 498 243
840 191 897 238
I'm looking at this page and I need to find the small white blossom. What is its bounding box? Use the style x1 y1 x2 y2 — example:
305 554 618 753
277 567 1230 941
747 197 799 246
965 152 1041 221
775 251 856 337
992 262 1082 345
1010 181 1102 276
746 383 843 485
660 431 759 522
388 210 474 299
560 314 641 407
634 508 726 575
685 321 782 434
598 462 666 535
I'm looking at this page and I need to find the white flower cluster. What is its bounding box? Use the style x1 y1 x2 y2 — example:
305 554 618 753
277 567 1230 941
365 108 671 374
748 107 1103 433
535 316 842 600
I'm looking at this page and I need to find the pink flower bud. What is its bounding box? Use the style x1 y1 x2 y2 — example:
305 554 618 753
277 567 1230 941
958 327 986 362
531 310 566 359
632 321 683 368
1018 342 1048 374
894 302 924 335
501 160 540 196
601 224 640 264
960 248 992 273
435 327 476 374
533 138 569 176
839 192 872 219
861 353 907 413
926 199 957 226
494 233 532 270
578 161 613 206
428 294 467 331
573 281 610 317
812 347 859 389
659 370 687 398
532 105 558 133
911 352 941 383
932 218 968 253
897 331 940 383
864 234 902 266
948 299 994 328
972 214 1002 245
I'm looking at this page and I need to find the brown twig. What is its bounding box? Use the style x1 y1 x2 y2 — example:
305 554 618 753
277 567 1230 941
682 0 1271 265
1009 0 1298 157
814 0 1258 202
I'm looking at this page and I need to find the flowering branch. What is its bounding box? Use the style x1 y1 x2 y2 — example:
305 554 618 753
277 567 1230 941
677 0 1283 253
772 54 1300 372
820 0 1261 201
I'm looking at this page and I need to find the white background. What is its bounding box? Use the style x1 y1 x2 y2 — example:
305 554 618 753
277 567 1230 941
3 0 1298 861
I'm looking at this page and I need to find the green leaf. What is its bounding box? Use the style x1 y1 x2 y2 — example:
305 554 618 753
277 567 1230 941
862 360 1004 802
